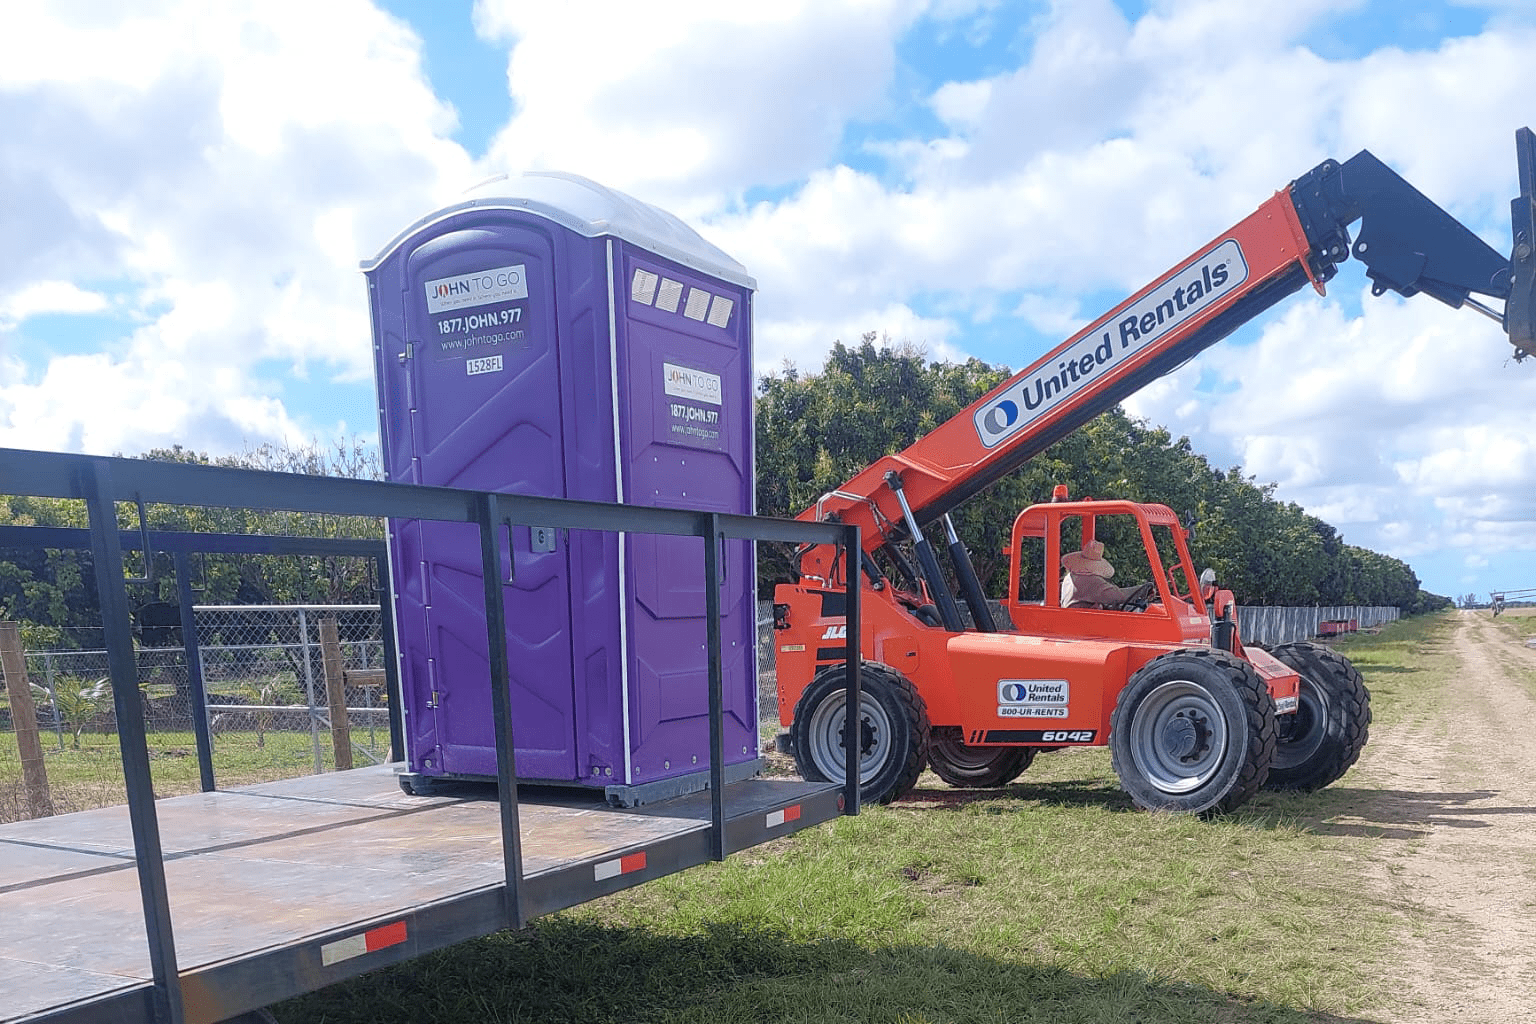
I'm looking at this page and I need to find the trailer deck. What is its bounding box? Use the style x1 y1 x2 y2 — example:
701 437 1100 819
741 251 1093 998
0 446 866 1024
2 765 840 1023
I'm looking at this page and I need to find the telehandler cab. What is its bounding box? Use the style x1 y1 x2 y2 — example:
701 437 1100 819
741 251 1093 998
772 127 1536 813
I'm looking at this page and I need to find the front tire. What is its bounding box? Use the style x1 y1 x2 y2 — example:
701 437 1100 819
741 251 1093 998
927 727 1035 787
1110 649 1275 815
1265 641 1370 791
790 662 930 805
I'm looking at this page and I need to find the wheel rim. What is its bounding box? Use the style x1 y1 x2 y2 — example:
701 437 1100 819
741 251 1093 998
806 690 892 785
1128 679 1230 794
1272 676 1329 770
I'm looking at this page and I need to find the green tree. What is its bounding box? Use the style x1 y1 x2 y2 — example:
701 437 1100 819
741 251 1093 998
0 438 385 644
754 337 1450 612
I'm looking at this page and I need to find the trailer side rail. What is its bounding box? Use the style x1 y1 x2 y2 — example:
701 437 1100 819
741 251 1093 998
0 446 861 1024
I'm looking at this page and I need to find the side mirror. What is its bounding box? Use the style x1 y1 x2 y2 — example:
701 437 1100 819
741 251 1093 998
1199 568 1217 587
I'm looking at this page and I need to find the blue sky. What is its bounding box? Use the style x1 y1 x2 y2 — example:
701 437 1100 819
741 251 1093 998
3 0 1536 602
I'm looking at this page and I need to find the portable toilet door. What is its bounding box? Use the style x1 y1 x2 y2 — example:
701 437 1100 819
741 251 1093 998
377 222 581 783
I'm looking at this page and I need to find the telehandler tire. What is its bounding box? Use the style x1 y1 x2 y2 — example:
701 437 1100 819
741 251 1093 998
927 727 1035 787
790 662 930 805
1265 641 1371 791
1110 649 1275 815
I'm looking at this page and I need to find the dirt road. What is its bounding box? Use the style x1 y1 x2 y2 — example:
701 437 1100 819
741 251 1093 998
1341 611 1536 1023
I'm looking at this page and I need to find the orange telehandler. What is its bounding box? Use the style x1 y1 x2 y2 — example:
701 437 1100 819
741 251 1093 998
772 127 1536 813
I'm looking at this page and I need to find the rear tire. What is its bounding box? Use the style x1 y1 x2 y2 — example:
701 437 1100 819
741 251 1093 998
790 662 930 805
1110 649 1275 815
927 727 1035 787
1265 641 1371 791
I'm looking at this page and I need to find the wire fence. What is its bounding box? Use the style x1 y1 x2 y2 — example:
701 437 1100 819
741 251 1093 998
1235 605 1400 646
0 605 387 824
2 597 1404 822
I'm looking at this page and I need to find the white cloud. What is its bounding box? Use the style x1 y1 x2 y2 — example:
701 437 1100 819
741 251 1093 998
1124 287 1536 567
0 281 109 327
6 0 1536 598
0 0 476 455
473 0 926 214
758 303 962 379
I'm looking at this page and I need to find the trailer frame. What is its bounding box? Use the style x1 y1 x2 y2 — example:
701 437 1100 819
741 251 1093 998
0 447 863 1024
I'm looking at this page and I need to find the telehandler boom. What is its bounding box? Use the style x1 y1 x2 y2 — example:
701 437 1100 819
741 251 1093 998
773 128 1536 813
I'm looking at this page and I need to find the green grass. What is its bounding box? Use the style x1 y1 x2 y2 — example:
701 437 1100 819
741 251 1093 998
0 728 387 821
276 620 1467 1024
282 771 1390 1022
6 618 1451 1021
1329 612 1452 724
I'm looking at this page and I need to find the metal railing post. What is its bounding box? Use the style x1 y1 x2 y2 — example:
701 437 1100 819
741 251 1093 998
703 514 726 861
174 552 216 792
842 524 862 817
82 460 185 1024
376 553 406 763
296 608 323 773
476 493 525 930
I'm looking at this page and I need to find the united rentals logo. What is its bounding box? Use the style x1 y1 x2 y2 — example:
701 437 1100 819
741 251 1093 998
997 678 1070 718
974 239 1248 449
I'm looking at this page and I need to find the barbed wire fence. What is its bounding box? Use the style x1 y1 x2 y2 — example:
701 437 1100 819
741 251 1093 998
1 605 388 824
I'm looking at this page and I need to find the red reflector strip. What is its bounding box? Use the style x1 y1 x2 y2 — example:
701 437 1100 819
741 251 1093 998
320 920 408 966
766 804 802 828
595 850 648 881
366 920 408 952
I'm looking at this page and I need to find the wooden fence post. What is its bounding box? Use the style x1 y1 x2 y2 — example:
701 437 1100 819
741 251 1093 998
318 617 353 771
0 621 55 818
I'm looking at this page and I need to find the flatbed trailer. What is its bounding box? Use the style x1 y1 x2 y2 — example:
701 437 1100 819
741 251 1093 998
0 448 866 1024
2 765 840 1023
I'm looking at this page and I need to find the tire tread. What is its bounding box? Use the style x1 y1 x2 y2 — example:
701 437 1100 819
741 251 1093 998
1110 648 1275 815
790 661 930 804
1267 641 1371 790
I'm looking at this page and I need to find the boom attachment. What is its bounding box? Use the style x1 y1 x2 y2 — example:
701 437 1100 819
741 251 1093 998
1509 127 1536 360
1289 150 1509 310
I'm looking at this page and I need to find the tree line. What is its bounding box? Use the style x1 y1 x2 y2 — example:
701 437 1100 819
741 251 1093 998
756 337 1450 613
1 340 1449 649
0 440 384 650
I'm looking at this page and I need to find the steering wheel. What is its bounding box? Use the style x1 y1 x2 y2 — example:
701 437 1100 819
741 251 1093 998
1116 581 1156 612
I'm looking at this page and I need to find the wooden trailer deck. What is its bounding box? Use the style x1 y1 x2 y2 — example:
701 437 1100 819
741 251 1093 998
2 765 842 1024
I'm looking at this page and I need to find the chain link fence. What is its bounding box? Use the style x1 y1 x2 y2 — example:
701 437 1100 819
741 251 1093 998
3 596 1403 822
0 605 388 824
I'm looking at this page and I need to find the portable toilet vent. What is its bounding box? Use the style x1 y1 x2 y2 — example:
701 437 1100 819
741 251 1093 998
363 172 758 805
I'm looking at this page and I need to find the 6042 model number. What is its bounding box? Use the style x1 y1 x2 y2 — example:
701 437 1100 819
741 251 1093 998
1039 730 1095 743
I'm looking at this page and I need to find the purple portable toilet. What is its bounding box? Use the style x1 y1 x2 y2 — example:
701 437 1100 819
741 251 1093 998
363 172 758 805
